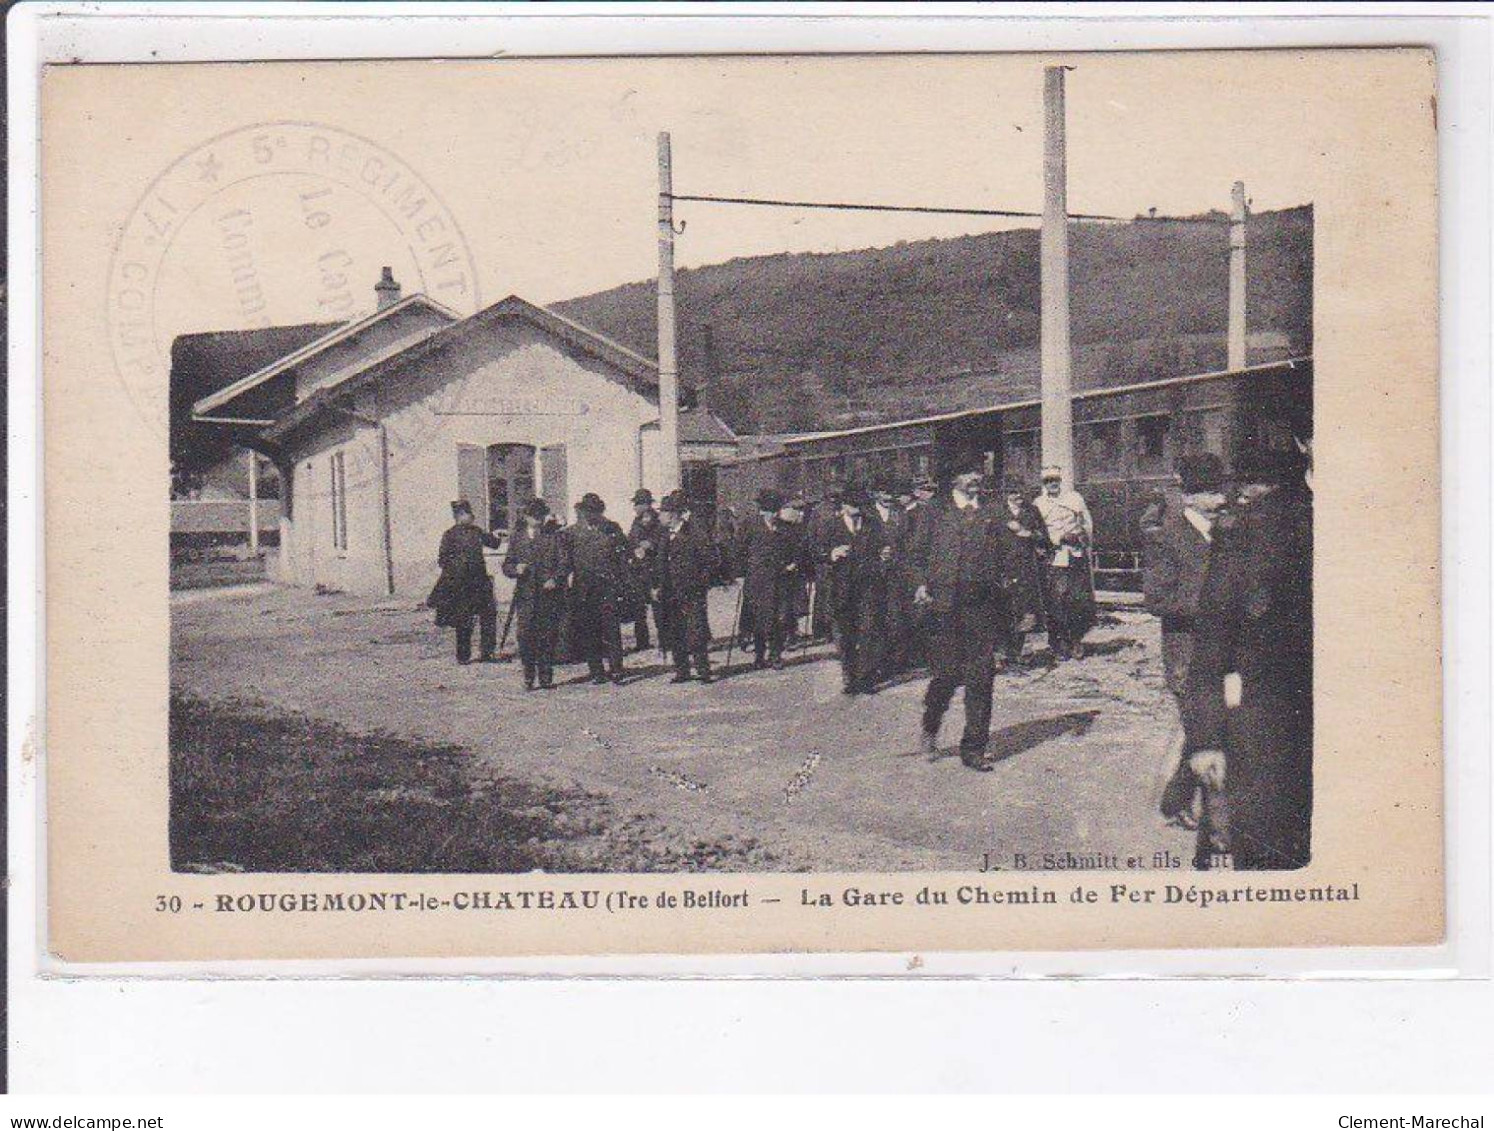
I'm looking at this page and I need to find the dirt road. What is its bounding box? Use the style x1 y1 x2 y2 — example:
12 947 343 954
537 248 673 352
171 584 1194 872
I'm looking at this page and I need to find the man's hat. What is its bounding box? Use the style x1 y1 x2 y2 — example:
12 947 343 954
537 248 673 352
913 475 937 495
756 488 785 512
839 484 872 510
576 492 606 514
451 499 474 518
1000 477 1030 496
632 488 655 506
523 498 550 519
824 484 846 505
785 493 807 510
948 448 986 476
1040 464 1064 482
1233 446 1306 486
659 489 690 514
1177 452 1226 494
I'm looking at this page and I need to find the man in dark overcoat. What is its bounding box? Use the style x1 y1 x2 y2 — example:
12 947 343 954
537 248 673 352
428 499 502 665
655 490 716 684
817 484 888 694
627 488 665 654
910 453 1014 770
778 494 813 649
500 498 570 690
736 488 801 670
1181 446 1313 870
1141 453 1228 829
995 478 1051 664
566 493 629 684
870 477 916 679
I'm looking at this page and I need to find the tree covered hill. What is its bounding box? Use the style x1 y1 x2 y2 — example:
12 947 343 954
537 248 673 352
554 205 1312 433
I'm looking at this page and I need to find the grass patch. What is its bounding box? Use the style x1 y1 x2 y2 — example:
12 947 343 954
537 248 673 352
170 691 781 874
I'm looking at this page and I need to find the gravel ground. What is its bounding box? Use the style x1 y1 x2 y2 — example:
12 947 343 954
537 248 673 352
170 582 1194 873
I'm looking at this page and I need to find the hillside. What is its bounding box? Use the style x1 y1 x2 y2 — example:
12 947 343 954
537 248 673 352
554 206 1312 433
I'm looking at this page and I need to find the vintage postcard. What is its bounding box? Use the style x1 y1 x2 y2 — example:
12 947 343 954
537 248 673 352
39 48 1440 963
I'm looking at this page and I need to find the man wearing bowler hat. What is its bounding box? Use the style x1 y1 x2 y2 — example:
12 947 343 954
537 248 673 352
818 483 888 694
910 451 1012 770
654 490 716 684
1182 444 1313 870
736 487 799 670
1142 452 1228 829
427 499 503 665
566 493 629 684
501 498 570 690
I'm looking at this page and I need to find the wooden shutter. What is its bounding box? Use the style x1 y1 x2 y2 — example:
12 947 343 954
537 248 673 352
540 444 567 518
456 444 486 520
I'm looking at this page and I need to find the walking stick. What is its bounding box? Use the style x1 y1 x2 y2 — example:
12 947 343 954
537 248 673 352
495 594 519 661
725 579 746 670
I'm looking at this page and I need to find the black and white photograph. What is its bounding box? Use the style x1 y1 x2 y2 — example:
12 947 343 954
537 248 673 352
34 44 1442 963
158 55 1314 879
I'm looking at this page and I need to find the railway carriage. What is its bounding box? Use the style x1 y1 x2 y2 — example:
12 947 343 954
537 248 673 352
716 358 1311 590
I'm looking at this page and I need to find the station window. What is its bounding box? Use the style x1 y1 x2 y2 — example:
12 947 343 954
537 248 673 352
1078 420 1124 481
329 450 348 551
486 444 536 534
1003 430 1039 486
1134 415 1171 477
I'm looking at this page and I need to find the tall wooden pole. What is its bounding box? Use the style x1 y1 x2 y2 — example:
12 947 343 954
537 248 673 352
246 448 260 556
1228 179 1248 371
656 132 682 494
1040 66 1074 484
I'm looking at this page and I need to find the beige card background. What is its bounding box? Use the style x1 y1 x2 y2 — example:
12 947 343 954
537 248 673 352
41 49 1441 962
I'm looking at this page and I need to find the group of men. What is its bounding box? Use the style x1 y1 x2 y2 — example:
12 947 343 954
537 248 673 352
429 488 723 689
429 456 1103 774
1141 445 1314 871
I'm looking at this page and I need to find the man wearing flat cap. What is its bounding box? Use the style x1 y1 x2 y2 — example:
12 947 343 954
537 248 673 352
627 488 665 655
818 483 889 694
501 498 570 690
1034 465 1097 661
1182 443 1313 870
908 450 1015 770
565 492 629 684
1142 453 1228 830
427 500 503 665
735 487 800 670
654 490 716 683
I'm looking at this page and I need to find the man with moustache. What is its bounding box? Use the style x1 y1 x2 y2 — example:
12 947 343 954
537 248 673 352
910 452 1013 770
1034 465 1097 661
1181 446 1313 870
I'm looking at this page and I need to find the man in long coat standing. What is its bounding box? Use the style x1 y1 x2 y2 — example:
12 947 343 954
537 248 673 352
1181 447 1313 870
627 488 665 654
501 498 570 690
428 500 502 665
870 477 916 679
910 454 1014 770
566 493 629 684
817 485 888 694
655 490 716 684
736 488 800 670
1141 453 1228 830
995 477 1050 665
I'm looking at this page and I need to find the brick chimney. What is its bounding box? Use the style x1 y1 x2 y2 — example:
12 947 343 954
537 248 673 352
374 266 401 311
